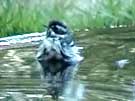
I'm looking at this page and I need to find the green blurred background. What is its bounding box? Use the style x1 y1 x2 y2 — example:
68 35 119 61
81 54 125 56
0 0 135 37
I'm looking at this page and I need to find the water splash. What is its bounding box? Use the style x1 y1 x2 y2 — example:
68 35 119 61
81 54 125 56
63 80 85 101
115 59 130 68
133 80 135 101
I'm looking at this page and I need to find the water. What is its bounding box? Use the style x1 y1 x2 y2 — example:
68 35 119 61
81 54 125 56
0 28 135 101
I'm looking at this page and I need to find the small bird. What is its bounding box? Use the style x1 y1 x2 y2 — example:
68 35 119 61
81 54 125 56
36 20 83 99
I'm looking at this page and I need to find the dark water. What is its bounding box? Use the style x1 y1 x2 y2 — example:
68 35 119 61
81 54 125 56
0 29 135 101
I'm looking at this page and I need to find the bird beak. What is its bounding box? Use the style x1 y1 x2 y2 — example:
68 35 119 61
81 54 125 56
43 25 48 28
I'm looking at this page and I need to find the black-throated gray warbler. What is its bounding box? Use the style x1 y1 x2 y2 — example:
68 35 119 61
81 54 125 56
36 20 83 82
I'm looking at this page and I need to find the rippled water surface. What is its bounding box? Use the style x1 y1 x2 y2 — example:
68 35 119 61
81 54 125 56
0 29 135 101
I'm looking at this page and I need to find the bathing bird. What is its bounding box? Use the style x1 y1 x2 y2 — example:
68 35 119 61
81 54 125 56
36 20 83 99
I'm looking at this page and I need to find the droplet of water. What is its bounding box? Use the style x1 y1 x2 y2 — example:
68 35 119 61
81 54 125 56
132 80 135 101
115 59 129 68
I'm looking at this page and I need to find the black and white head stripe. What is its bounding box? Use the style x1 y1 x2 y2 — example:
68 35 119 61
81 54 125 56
47 20 71 38
48 20 68 35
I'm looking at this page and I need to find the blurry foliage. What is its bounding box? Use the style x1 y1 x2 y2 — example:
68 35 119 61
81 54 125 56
0 0 135 37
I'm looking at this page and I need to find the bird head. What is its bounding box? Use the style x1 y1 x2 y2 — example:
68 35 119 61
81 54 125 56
45 20 70 39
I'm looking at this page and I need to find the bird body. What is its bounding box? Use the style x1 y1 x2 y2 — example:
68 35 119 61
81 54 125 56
37 20 83 79
36 21 83 99
37 33 83 77
36 20 83 98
